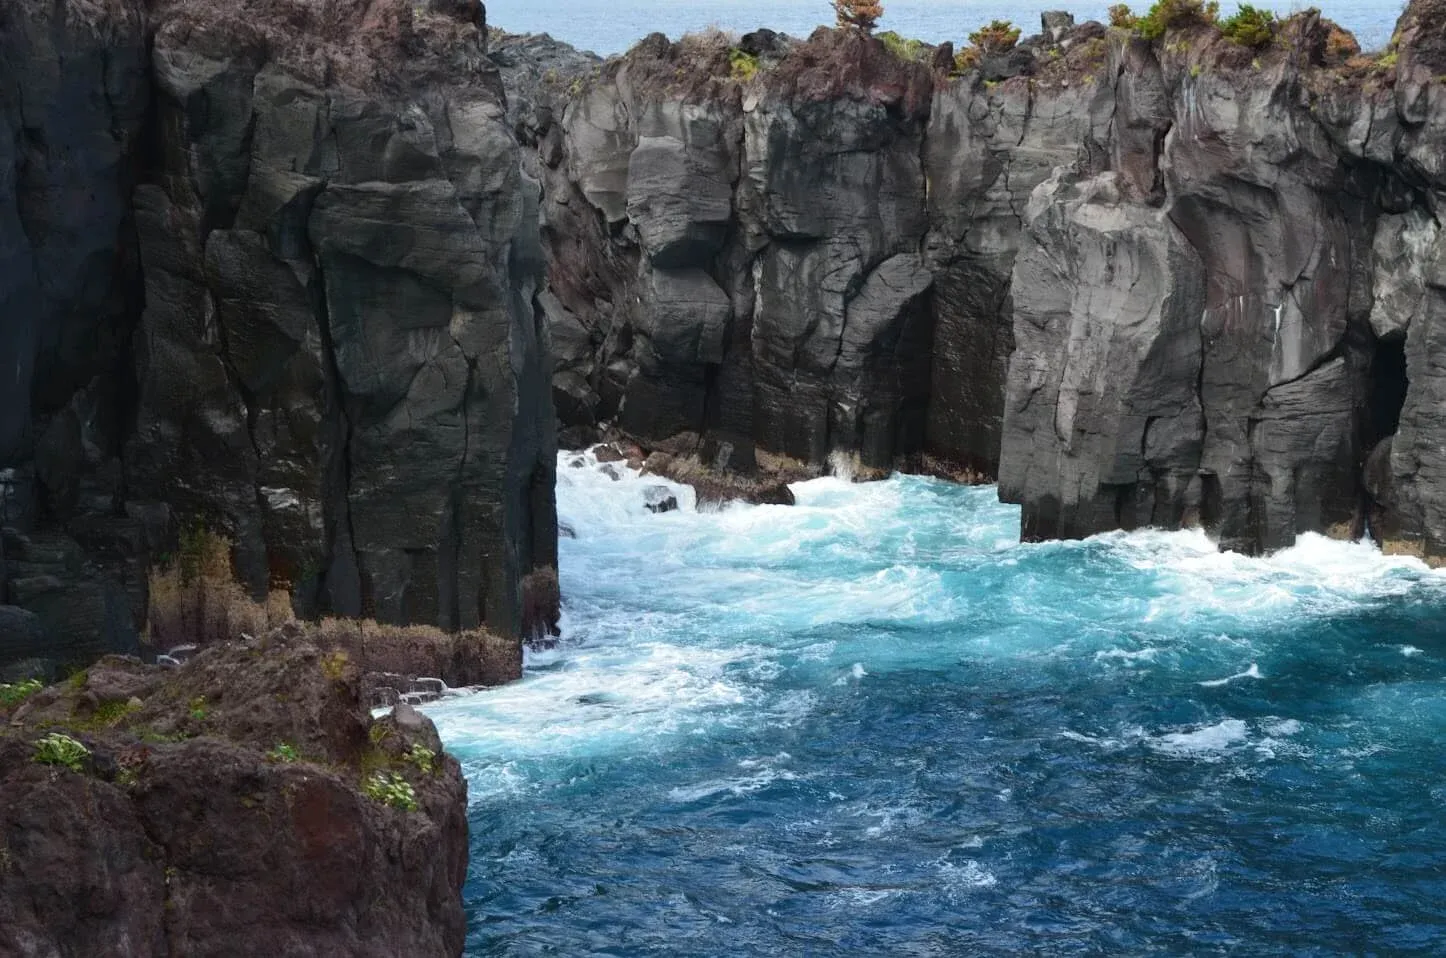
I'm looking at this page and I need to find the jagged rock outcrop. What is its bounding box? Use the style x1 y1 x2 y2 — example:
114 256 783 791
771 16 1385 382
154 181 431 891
0 0 559 674
0 636 468 956
499 3 1446 558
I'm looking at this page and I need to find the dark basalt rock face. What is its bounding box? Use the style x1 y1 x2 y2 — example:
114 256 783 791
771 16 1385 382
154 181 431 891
499 3 1446 559
0 0 559 673
0 636 468 957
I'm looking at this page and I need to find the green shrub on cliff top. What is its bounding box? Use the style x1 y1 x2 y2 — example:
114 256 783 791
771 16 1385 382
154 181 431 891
1108 3 1139 28
878 30 929 62
728 47 759 80
1220 4 1275 47
0 679 42 709
33 733 89 773
968 20 1022 54
364 771 419 812
1137 0 1219 40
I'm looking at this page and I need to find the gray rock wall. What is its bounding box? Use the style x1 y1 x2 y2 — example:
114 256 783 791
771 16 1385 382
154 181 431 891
502 4 1446 560
0 0 558 672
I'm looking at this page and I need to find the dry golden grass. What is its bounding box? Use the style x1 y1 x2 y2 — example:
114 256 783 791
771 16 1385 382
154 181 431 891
146 529 290 651
316 617 519 687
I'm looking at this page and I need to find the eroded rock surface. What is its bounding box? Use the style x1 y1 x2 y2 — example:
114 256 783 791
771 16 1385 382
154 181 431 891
0 636 468 957
500 3 1446 557
0 0 558 673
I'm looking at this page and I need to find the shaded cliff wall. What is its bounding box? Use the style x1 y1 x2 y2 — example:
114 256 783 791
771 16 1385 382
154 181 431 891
500 4 1446 558
0 0 557 673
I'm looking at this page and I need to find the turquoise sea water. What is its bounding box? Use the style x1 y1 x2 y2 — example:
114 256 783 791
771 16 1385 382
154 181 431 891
431 452 1446 955
485 0 1401 57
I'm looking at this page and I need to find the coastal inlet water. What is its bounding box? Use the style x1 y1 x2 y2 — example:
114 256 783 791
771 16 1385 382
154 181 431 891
485 0 1400 58
430 452 1446 955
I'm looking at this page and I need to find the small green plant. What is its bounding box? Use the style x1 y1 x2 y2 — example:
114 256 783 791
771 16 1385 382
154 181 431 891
1378 50 1399 69
188 696 208 722
968 20 1022 54
1109 3 1138 28
1137 0 1219 40
877 30 928 62
1220 4 1274 48
268 743 299 763
0 679 43 709
363 771 419 812
952 47 980 73
406 744 437 775
1190 63 1204 77
728 47 759 80
320 650 350 682
137 728 189 744
33 733 90 773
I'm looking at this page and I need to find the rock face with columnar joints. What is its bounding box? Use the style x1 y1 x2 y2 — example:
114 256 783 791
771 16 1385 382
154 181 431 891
500 2 1446 559
0 0 558 673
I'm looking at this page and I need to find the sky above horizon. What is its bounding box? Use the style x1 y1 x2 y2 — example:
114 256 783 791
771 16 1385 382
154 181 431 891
486 0 1399 56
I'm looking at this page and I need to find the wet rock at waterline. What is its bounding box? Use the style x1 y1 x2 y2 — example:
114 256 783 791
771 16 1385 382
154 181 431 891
644 486 681 514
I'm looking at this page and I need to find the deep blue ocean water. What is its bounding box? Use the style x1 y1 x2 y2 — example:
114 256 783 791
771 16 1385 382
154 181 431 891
430 452 1446 955
485 0 1401 57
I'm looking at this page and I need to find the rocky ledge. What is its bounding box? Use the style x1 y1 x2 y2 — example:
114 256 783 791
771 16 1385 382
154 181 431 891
496 1 1446 559
0 634 467 956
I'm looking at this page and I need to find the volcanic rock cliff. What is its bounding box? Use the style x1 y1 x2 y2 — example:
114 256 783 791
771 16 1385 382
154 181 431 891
0 0 558 674
0 634 468 956
498 2 1446 559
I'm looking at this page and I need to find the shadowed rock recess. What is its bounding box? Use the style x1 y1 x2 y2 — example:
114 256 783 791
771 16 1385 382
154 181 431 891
0 0 558 675
497 1 1446 559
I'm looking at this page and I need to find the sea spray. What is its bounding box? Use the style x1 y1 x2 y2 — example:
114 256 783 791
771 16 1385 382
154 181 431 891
432 452 1446 956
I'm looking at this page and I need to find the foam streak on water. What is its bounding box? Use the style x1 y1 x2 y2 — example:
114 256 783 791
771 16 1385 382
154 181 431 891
430 452 1446 955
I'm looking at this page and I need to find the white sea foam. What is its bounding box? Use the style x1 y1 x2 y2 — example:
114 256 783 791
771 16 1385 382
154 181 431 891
934 858 998 894
1199 663 1263 687
1149 719 1250 759
432 451 1446 792
667 754 801 803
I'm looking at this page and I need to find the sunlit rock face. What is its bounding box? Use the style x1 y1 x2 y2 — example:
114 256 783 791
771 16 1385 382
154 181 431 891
500 4 1446 559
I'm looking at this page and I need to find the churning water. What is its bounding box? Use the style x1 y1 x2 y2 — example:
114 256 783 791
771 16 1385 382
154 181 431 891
431 451 1446 955
485 0 1401 59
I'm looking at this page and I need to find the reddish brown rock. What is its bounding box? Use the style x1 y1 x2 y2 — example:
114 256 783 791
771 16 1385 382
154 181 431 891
0 637 468 957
